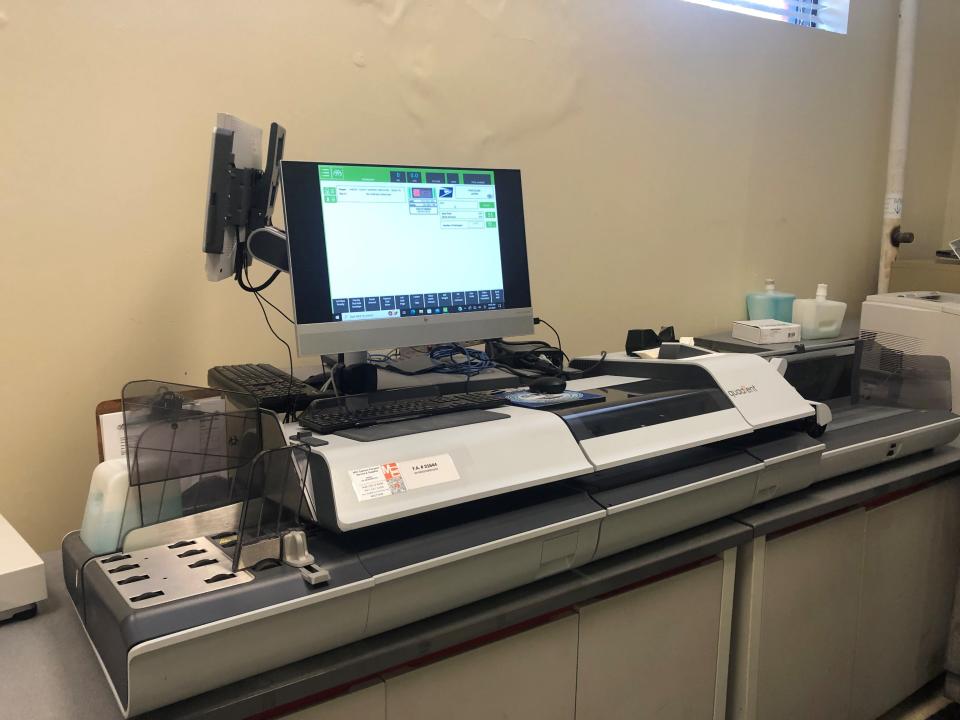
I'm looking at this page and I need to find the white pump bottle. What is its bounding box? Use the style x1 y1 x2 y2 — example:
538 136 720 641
792 284 847 340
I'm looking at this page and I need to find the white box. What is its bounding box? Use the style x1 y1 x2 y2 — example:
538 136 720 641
732 319 801 345
0 513 46 621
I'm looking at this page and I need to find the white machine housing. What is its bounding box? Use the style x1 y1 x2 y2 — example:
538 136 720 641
69 349 960 717
309 407 594 530
307 354 817 531
862 291 960 410
0 513 46 622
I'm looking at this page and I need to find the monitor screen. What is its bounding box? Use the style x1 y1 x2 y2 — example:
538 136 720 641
282 161 534 355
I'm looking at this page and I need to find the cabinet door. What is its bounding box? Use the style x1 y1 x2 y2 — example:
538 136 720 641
384 613 578 720
850 479 960 720
756 509 866 720
281 681 385 720
577 560 725 720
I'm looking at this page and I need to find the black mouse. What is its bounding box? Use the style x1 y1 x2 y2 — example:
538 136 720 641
528 375 566 394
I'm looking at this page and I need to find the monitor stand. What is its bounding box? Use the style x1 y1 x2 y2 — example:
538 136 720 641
337 352 379 394
316 351 522 396
343 351 367 365
349 349 477 383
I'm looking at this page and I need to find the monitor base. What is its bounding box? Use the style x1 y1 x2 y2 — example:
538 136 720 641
336 353 378 394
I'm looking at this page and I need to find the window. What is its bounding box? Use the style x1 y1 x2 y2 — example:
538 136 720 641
681 0 849 34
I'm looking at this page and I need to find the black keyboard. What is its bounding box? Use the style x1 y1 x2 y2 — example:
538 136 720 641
208 363 324 412
299 392 508 434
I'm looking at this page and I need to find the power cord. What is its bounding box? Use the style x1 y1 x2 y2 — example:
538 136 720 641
244 264 296 422
492 362 542 380
255 292 293 324
430 343 495 394
330 363 344 408
428 344 494 376
576 350 608 375
238 266 281 293
234 225 282 293
534 317 569 363
487 337 564 378
368 344 495 394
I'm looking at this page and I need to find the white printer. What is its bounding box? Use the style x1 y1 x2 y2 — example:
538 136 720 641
862 291 960 410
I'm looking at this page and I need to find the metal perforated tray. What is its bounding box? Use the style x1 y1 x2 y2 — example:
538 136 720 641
96 535 253 609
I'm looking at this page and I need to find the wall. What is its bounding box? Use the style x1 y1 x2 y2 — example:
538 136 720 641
1 0 957 551
938 91 960 252
899 0 960 259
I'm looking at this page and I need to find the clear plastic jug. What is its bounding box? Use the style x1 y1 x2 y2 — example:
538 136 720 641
792 284 846 340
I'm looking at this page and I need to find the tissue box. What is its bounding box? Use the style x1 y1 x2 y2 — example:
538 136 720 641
732 319 801 345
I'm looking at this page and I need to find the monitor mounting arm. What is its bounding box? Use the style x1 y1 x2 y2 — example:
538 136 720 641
245 121 289 274
224 122 290 278
246 226 289 274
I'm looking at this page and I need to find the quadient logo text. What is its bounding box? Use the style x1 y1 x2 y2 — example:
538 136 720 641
727 385 758 398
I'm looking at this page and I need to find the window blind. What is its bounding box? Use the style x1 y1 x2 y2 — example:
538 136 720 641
682 0 850 34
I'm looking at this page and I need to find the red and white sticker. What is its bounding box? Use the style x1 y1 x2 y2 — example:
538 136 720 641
348 454 460 502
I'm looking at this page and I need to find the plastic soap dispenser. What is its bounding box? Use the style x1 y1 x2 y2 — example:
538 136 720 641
746 279 796 322
792 284 847 340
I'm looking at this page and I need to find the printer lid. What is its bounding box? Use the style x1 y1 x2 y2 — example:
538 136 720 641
549 354 816 472
555 380 739 440
865 291 960 315
577 353 815 430
553 366 750 472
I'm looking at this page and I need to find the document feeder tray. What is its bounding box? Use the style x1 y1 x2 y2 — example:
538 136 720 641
120 380 262 531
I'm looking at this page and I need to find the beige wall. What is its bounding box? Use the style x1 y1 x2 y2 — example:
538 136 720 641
2 0 958 551
939 89 960 252
900 0 960 259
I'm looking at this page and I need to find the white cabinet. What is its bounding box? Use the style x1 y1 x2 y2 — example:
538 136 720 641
728 478 960 720
282 681 385 720
850 479 960 720
384 613 579 720
577 558 733 720
754 510 865 720
286 478 960 720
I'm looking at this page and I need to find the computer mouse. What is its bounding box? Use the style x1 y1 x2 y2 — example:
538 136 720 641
528 375 567 394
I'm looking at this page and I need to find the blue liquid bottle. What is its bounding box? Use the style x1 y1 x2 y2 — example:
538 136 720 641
746 279 795 322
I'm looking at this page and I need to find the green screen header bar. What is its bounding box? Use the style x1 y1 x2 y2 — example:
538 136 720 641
318 164 494 185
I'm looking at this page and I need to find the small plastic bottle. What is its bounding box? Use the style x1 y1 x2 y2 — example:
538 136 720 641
80 460 184 554
746 279 796 322
792 284 847 340
80 458 134 554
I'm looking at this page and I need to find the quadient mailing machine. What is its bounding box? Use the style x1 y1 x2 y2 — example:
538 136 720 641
62 349 960 716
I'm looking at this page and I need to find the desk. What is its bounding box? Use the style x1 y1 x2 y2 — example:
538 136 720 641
7 449 960 719
695 317 860 355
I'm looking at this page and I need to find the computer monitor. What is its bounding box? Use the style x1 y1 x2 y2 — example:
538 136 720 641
281 161 535 356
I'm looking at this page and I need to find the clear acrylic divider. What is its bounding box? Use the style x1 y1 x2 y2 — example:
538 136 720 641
121 380 261 528
232 445 311 572
856 332 952 410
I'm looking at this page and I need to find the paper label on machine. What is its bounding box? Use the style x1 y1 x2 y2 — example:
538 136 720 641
349 454 460 502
